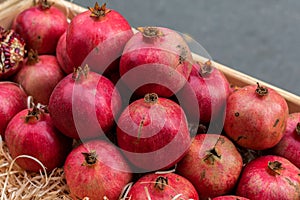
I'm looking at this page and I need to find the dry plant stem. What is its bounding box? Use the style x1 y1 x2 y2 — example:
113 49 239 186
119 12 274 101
0 137 71 199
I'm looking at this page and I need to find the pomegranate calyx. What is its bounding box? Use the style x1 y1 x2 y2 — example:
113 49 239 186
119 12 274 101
203 147 221 165
82 150 98 166
88 2 111 19
37 0 54 10
154 176 168 191
26 49 39 65
176 45 188 65
144 93 158 104
268 161 283 175
255 82 269 96
199 60 214 77
296 123 300 136
137 27 164 39
72 65 89 81
25 96 48 123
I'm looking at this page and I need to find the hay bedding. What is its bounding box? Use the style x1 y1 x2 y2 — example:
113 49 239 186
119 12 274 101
0 137 71 200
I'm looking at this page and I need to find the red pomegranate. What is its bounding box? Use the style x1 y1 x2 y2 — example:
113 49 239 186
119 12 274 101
56 31 73 74
119 26 193 97
178 60 230 125
271 112 300 168
176 134 243 199
0 82 27 138
13 49 65 105
66 2 133 75
236 155 300 199
5 103 73 172
125 172 199 199
224 83 289 150
13 0 68 54
117 93 191 171
48 65 122 140
0 26 26 79
64 139 132 200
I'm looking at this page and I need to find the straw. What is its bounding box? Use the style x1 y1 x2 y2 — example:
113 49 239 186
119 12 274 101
0 137 71 199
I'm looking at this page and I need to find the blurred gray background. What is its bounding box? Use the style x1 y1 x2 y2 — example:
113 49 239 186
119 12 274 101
72 0 300 96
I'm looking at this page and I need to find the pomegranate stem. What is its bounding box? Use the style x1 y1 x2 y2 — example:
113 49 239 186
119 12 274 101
144 93 158 104
26 49 39 65
199 60 213 77
88 2 111 18
137 27 164 38
38 0 54 10
72 65 89 81
255 82 269 96
154 176 168 191
82 150 98 166
268 161 283 175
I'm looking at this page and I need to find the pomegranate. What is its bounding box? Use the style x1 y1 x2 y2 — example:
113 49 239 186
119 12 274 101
176 134 243 199
56 31 73 74
236 155 300 199
13 49 65 105
177 60 230 126
0 82 27 138
125 172 199 199
13 0 68 54
270 112 300 168
5 101 73 172
64 139 132 200
117 93 190 172
119 26 193 97
224 83 289 150
0 26 26 79
66 2 133 75
212 195 249 200
48 65 122 140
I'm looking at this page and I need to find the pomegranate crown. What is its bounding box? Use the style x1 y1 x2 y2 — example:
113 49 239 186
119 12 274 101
137 27 164 38
88 2 111 18
199 60 214 77
26 49 39 65
37 0 54 10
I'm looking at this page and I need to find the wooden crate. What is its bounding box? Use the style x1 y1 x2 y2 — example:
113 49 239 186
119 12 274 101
1 0 299 113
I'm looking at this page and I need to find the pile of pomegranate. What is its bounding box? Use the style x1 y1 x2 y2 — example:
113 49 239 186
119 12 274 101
1 1 299 199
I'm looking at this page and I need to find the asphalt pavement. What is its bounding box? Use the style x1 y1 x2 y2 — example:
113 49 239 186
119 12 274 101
72 0 300 96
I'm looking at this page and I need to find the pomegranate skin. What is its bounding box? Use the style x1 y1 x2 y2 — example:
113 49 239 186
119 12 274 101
224 84 289 150
117 93 190 171
236 155 300 199
119 26 193 97
176 134 243 199
48 67 122 140
13 54 65 105
126 173 199 200
56 31 74 74
5 109 73 172
0 82 27 138
271 112 300 168
66 4 133 74
212 196 249 200
178 61 230 125
64 139 132 200
13 2 68 54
